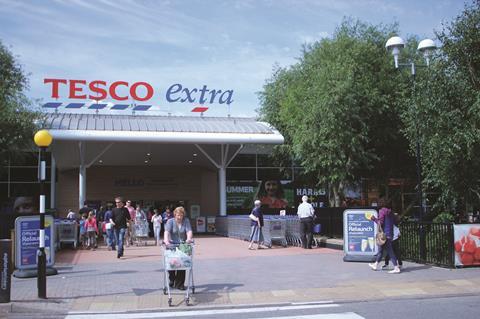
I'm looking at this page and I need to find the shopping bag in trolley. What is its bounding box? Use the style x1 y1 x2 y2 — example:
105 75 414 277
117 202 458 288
164 247 192 270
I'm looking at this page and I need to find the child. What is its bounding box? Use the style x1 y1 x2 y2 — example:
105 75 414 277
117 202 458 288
85 211 98 250
79 214 87 249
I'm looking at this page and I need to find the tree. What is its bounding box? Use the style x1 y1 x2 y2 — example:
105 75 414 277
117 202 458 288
0 40 40 168
405 1 480 215
259 19 415 206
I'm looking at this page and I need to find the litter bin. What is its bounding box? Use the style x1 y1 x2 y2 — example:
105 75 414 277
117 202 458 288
0 239 12 303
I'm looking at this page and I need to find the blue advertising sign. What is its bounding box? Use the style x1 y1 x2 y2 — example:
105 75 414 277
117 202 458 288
343 209 378 262
15 216 55 270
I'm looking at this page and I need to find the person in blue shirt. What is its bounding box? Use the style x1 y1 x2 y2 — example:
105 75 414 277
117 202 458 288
248 200 265 250
164 206 193 290
103 205 115 250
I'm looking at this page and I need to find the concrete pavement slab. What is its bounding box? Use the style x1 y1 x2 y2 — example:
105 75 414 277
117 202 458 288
4 236 480 316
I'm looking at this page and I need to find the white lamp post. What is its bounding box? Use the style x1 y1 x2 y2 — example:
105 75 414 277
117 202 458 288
386 36 436 221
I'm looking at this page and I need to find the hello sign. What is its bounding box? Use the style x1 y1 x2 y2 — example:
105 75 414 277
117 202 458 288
43 78 235 106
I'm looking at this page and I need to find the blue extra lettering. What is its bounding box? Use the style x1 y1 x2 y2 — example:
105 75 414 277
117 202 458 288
219 90 234 105
166 84 182 102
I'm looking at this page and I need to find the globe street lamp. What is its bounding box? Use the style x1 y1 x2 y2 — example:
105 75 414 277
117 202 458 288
33 129 52 299
386 36 436 221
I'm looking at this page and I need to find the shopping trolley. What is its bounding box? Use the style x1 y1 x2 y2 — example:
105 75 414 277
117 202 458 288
162 242 195 306
133 220 149 246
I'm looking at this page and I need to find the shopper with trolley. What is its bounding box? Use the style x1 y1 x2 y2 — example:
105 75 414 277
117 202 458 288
164 206 193 290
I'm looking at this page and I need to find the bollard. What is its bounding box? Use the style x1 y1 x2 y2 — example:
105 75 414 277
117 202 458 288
0 239 12 303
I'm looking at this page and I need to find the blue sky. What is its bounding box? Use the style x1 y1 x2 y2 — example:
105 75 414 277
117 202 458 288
0 0 467 117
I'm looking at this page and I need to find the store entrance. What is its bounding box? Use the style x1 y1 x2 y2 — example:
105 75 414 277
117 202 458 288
138 200 190 216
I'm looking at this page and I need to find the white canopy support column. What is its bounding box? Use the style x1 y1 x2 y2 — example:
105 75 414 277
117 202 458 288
79 141 86 209
50 154 56 209
195 144 244 216
78 142 114 209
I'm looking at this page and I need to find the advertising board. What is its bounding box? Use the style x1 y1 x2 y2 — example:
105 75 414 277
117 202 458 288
15 216 55 269
343 209 378 262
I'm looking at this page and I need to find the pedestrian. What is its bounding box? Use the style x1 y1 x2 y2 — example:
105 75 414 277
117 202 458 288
383 223 403 269
369 198 401 274
78 201 90 217
125 200 135 246
85 211 98 250
152 209 163 246
66 209 77 220
103 204 115 250
164 206 193 290
248 200 265 250
147 207 154 237
110 197 131 259
79 214 87 249
161 208 173 236
297 195 315 249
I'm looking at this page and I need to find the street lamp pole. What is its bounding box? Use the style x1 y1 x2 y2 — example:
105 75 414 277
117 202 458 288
34 129 53 299
386 36 436 222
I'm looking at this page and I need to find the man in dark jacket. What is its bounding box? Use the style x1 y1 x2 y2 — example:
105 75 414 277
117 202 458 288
110 197 131 259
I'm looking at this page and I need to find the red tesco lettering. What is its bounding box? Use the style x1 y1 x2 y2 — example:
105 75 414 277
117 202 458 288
43 78 155 101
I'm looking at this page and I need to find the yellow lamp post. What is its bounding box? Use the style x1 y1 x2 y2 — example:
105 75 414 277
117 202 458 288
33 129 52 299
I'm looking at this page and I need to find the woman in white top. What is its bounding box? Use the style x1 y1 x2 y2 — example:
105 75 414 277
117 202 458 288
152 209 163 246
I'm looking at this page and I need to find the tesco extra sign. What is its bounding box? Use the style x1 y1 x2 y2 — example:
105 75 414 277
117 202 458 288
44 78 234 105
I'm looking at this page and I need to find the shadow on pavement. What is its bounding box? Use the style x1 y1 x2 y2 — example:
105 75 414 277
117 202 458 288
109 270 138 275
398 265 433 273
132 288 161 296
194 283 244 293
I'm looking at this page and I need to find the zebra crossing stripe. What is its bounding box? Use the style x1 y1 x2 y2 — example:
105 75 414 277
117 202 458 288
65 303 342 319
251 313 364 319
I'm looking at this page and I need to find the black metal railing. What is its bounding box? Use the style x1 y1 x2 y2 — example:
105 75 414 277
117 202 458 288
399 221 455 268
313 208 345 238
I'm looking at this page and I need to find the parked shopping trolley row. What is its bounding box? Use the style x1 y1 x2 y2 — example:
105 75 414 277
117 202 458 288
215 215 323 247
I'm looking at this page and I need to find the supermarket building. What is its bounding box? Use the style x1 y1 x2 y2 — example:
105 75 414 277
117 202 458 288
41 112 285 217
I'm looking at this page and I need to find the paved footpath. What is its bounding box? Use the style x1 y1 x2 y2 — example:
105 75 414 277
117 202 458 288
2 236 480 317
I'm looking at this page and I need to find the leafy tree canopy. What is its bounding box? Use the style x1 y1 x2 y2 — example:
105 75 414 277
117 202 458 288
259 19 415 206
406 0 480 214
0 40 40 166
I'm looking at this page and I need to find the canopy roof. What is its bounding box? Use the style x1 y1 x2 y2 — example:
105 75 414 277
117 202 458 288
42 113 284 144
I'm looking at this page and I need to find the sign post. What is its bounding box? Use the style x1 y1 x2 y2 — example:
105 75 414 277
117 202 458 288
343 209 378 262
0 239 12 303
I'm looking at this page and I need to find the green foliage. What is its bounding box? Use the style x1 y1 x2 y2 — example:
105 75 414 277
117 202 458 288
0 40 41 166
433 212 455 223
403 1 480 213
259 19 414 206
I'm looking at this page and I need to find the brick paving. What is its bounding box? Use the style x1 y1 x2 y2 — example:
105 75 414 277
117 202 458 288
2 235 480 316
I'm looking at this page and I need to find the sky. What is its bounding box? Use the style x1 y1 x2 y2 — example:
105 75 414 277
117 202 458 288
0 0 468 118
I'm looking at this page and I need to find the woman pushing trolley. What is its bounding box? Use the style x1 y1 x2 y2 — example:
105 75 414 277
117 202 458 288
163 206 195 306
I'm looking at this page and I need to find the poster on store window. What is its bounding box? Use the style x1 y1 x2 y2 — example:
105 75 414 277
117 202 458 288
226 182 258 209
196 217 206 233
343 209 378 262
453 224 480 267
